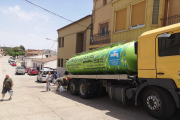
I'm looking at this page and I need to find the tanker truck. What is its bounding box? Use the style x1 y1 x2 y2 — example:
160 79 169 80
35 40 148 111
65 23 180 119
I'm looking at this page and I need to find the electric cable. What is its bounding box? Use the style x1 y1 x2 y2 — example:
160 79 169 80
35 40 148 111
49 41 57 50
43 41 55 49
23 0 88 28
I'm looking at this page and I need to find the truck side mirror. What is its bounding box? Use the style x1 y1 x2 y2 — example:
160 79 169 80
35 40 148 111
134 41 138 55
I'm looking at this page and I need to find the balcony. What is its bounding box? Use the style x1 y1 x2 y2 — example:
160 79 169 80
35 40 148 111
160 14 180 27
90 31 111 45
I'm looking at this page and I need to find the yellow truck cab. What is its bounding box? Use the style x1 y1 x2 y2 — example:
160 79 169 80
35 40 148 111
136 23 180 119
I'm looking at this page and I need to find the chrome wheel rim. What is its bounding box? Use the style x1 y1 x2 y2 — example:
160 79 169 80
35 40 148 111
80 83 86 95
147 94 161 111
70 82 75 92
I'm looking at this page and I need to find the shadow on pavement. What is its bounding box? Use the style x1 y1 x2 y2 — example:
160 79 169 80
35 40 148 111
40 91 47 92
52 90 180 120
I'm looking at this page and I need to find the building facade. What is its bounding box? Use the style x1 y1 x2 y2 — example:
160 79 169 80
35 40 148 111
111 0 180 43
32 56 57 71
25 49 42 56
89 0 113 49
0 46 4 57
57 15 91 70
42 49 57 58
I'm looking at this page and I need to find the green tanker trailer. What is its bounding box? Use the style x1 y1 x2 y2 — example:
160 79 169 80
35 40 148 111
65 41 137 75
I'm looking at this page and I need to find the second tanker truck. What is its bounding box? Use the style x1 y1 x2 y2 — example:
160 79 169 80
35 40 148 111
65 23 180 119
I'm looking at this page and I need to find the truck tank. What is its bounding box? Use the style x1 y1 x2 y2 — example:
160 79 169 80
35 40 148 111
65 41 137 75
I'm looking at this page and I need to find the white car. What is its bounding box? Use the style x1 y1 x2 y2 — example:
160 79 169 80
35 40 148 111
8 57 13 63
37 69 54 83
15 66 25 75
10 60 16 65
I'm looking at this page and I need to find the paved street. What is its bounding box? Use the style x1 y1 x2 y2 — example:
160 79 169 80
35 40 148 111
0 56 180 120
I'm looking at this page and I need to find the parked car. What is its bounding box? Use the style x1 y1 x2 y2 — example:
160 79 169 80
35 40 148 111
11 62 17 66
15 66 25 75
8 57 13 63
25 67 33 73
37 69 54 82
28 68 39 75
10 60 16 65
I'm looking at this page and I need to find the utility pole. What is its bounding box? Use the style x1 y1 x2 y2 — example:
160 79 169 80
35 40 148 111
11 45 12 52
42 49 43 70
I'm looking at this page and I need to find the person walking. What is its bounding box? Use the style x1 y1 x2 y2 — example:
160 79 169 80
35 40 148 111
46 71 52 91
53 70 59 86
1 75 14 101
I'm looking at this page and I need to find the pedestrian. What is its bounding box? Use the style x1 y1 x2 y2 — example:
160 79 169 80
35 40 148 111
1 75 14 101
56 70 69 91
53 70 59 86
46 71 52 91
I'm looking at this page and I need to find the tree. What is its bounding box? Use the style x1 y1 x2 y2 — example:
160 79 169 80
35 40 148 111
12 52 15 57
13 47 19 52
15 52 19 58
20 45 25 51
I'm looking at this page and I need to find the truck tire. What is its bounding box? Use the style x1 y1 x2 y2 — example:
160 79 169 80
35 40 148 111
78 79 89 99
143 87 175 120
69 79 78 95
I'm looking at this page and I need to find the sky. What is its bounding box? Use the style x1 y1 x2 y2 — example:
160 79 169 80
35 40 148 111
0 0 93 51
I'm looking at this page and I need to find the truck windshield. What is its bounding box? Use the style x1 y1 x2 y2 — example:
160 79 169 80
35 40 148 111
158 33 180 57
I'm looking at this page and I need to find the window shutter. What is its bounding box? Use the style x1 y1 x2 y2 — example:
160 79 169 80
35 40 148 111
168 0 180 17
115 8 127 32
152 0 160 24
131 1 146 27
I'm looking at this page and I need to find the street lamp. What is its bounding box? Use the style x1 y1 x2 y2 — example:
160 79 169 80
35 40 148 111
46 38 58 42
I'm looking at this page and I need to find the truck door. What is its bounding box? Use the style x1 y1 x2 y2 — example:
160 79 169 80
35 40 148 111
156 32 180 88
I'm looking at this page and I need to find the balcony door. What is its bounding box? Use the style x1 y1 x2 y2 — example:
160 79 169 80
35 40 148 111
163 0 180 26
100 22 108 37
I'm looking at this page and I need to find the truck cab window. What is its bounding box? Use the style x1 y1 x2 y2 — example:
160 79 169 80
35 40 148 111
158 33 180 57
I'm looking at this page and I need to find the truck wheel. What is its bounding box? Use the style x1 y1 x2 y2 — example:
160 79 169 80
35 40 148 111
69 79 78 95
78 79 89 99
143 87 175 120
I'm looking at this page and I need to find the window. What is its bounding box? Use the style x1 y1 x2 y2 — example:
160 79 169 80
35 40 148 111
58 58 60 67
103 0 107 6
158 33 180 57
152 0 160 24
115 8 127 32
62 37 64 47
100 22 108 36
131 1 146 29
61 59 63 67
58 37 61 48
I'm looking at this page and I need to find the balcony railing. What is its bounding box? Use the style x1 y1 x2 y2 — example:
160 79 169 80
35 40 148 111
160 14 180 27
90 31 111 45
